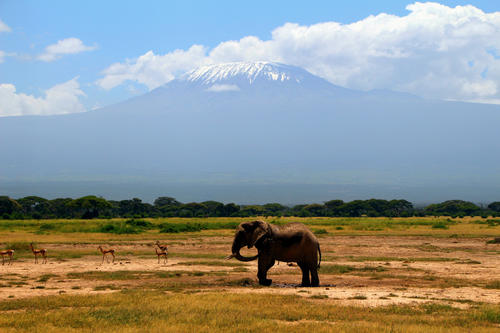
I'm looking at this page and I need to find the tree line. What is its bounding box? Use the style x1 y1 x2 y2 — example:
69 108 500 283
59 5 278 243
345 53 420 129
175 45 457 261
0 195 499 220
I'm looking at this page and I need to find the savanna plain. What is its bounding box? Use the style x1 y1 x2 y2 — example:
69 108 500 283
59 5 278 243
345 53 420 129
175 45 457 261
0 216 498 332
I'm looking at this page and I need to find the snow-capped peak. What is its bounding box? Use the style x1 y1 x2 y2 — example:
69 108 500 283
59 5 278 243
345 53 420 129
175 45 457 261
183 61 306 85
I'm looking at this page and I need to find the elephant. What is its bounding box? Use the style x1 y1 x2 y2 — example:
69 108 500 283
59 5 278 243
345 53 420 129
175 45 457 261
227 220 321 287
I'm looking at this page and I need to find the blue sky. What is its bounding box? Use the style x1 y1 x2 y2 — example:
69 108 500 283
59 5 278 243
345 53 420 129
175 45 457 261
1 1 499 116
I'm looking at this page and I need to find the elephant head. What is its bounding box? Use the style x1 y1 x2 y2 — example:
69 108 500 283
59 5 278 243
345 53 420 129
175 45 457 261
227 220 270 261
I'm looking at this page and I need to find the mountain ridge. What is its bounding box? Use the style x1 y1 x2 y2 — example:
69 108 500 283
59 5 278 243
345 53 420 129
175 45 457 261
0 62 499 202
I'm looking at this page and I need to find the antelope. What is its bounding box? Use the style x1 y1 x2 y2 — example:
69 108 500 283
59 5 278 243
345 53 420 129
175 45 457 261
0 249 14 265
155 241 168 252
30 243 47 264
98 245 115 264
155 247 168 264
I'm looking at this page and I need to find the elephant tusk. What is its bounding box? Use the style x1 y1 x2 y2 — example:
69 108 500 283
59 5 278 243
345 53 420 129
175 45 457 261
225 254 235 260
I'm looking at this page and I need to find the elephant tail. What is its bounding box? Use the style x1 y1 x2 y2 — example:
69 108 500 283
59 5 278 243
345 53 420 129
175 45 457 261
317 244 322 269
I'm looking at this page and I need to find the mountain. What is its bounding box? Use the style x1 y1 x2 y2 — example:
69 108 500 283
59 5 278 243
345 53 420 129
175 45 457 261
1 61 499 203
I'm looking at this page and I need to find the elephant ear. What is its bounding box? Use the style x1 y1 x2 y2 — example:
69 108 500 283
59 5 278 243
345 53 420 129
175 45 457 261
246 221 270 248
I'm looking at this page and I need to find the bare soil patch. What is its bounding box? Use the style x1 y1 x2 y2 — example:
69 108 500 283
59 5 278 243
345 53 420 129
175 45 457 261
0 235 498 308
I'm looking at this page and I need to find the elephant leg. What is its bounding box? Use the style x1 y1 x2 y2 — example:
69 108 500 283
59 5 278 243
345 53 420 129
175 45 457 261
298 262 311 287
310 266 320 287
257 256 275 286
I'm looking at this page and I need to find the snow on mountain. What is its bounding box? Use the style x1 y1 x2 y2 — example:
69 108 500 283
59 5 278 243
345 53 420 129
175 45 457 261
183 61 313 85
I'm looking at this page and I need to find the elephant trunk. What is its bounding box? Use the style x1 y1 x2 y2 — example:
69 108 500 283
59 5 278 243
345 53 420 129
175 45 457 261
228 234 258 261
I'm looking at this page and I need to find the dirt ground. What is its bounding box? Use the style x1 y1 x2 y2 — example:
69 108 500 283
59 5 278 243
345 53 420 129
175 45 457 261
0 235 498 308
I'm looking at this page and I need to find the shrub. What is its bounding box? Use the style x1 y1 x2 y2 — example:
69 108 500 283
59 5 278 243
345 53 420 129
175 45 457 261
98 222 141 234
432 222 449 229
159 223 202 233
158 221 240 233
125 219 153 229
38 223 57 231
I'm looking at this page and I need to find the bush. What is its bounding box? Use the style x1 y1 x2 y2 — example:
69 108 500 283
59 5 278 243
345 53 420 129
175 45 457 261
39 223 56 231
159 223 202 233
98 222 141 234
158 221 240 233
125 219 153 229
431 222 449 229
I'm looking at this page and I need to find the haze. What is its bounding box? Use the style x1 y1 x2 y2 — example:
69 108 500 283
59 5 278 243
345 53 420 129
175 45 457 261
1 1 499 204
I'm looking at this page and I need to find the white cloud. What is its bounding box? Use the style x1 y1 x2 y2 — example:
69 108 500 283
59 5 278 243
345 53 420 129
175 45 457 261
96 45 210 90
0 78 86 116
0 19 10 33
0 20 11 62
38 38 96 62
205 84 240 92
97 2 500 103
0 51 16 63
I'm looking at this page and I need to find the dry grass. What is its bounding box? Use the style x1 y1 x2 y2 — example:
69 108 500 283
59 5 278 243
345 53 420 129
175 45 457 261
0 291 497 332
0 216 497 331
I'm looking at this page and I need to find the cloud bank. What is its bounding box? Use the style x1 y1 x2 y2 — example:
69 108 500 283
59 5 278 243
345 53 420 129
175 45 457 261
0 78 86 117
38 38 96 62
0 19 10 33
97 2 500 103
0 20 11 63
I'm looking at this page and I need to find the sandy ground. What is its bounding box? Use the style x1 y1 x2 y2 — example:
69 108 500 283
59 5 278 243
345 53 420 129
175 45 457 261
0 236 498 307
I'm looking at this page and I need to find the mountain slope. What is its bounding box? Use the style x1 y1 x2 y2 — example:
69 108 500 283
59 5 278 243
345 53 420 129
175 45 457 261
0 62 499 202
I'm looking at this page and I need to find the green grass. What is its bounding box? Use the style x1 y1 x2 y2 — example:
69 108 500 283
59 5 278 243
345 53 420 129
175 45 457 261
319 264 356 274
432 222 449 229
66 270 224 281
319 264 388 274
67 270 167 281
349 295 368 300
176 260 246 267
0 216 498 331
484 280 500 289
0 291 497 332
1 216 498 238
341 256 459 262
36 274 58 283
93 285 120 291
158 221 240 233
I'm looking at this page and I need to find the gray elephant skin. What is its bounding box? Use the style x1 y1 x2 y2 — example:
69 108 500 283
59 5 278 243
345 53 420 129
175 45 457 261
227 220 321 287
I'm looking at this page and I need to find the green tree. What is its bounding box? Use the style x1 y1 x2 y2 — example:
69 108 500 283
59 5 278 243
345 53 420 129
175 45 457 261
180 203 208 217
488 201 500 212
337 200 369 217
425 200 480 216
303 203 325 216
239 205 264 217
68 196 112 219
323 200 344 216
154 197 181 207
201 201 225 217
118 198 153 217
263 203 286 216
17 196 51 219
49 198 74 218
0 196 22 218
223 203 240 216
387 199 413 216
